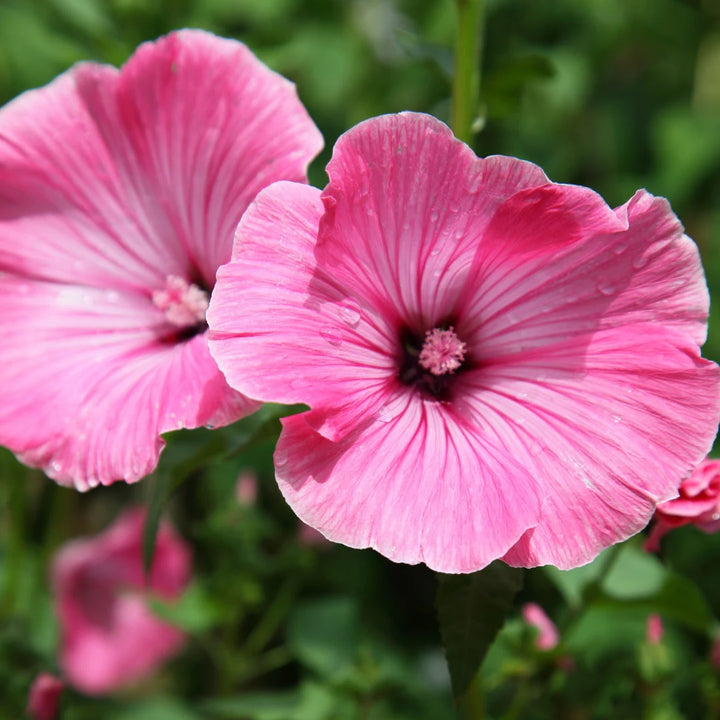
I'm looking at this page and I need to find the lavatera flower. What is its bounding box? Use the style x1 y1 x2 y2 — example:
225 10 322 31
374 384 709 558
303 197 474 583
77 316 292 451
0 30 322 489
208 112 720 572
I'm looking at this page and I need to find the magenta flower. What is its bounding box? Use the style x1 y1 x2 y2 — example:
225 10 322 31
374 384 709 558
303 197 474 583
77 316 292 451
0 29 322 489
208 112 719 572
644 458 720 552
26 674 64 720
522 603 559 651
52 508 191 695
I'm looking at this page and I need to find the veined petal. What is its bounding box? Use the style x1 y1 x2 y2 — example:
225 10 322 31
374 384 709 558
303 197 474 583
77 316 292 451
274 395 543 573
0 276 256 489
455 325 719 569
316 112 548 328
209 181 395 436
0 29 322 290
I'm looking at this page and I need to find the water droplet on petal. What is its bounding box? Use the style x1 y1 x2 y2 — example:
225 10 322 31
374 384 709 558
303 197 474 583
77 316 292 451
598 281 615 296
430 210 439 222
339 301 361 327
50 461 63 473
632 254 649 269
612 242 627 255
275 450 288 468
320 327 343 347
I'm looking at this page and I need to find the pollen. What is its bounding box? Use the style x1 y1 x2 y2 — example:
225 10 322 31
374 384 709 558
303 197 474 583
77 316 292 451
418 326 467 376
152 275 209 328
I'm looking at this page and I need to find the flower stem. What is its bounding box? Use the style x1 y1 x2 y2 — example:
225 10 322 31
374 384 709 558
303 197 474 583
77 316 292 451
459 673 485 720
451 0 485 145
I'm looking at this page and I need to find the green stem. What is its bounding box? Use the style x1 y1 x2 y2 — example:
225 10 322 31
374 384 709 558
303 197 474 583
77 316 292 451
1 471 26 615
459 672 485 720
451 0 485 145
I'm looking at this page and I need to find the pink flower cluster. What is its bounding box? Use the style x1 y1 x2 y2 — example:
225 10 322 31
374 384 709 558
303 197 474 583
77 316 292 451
0 30 718 579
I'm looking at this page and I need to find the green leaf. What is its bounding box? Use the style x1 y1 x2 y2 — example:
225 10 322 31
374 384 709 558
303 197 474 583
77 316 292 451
109 697 200 720
199 691 301 720
601 543 666 599
436 562 524 699
288 597 360 680
142 470 172 576
149 582 222 633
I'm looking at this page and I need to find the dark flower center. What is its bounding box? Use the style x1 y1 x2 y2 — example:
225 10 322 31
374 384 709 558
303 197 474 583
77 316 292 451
398 324 468 400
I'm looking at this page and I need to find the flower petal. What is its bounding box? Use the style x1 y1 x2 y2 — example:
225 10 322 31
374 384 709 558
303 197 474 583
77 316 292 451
454 326 719 569
0 29 322 290
274 394 543 573
209 181 395 439
316 112 548 328
0 276 256 489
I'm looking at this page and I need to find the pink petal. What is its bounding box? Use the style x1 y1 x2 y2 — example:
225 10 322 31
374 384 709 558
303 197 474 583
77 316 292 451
209 182 395 440
53 508 191 695
522 603 559 651
0 276 256 490
0 30 322 290
274 394 543 573
27 674 64 720
315 112 548 328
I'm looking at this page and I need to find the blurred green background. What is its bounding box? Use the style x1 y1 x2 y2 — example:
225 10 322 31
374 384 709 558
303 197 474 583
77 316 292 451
1 0 720 718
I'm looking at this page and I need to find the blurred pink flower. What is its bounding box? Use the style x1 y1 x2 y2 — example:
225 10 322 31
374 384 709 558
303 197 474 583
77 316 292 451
0 29 322 490
52 508 191 695
645 458 720 552
26 673 63 720
646 614 664 645
208 112 719 572
235 469 258 506
522 603 559 651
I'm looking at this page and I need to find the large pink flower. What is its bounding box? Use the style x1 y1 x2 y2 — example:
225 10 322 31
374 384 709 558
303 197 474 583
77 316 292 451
644 458 720 551
52 508 191 695
208 112 719 572
0 29 322 489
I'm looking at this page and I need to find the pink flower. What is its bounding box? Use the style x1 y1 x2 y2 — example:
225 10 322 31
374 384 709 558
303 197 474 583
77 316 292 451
52 508 192 695
26 673 64 720
646 614 664 645
0 29 322 490
235 469 258 506
645 458 720 551
208 112 720 572
522 603 559 651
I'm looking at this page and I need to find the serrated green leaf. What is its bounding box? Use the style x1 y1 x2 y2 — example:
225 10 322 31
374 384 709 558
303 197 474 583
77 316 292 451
436 562 524 699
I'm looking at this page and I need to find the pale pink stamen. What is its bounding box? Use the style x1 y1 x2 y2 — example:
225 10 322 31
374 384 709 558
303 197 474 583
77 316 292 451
418 326 467 376
152 275 209 328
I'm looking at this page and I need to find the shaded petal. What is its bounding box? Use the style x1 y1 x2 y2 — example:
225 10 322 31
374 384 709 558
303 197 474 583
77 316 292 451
453 325 719 569
209 181 394 439
316 112 548 328
462 189 709 357
0 29 322 290
274 394 543 573
0 276 256 489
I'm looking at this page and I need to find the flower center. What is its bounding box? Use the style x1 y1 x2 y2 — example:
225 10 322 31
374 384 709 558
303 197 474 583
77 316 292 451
152 275 209 341
418 327 467 376
398 324 468 400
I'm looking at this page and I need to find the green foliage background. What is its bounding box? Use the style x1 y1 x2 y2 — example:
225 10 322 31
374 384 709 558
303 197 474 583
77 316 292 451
0 0 719 718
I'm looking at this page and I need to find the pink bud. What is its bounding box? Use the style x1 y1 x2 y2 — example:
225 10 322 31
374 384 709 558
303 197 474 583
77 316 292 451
522 603 559 651
646 614 664 645
235 470 258 506
27 673 63 720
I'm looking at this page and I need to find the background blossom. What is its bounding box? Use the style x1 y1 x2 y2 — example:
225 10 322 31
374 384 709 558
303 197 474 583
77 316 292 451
52 508 191 695
0 29 323 489
644 458 720 552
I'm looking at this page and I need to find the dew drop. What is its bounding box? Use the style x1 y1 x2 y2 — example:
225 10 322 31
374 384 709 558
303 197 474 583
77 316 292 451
339 301 361 327
275 450 289 468
597 281 616 296
50 461 63 474
632 254 649 269
320 327 343 346
611 415 622 424
430 210 439 222
612 242 627 255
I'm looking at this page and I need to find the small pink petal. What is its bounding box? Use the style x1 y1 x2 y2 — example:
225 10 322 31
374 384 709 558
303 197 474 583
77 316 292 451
26 674 64 720
646 614 664 645
522 603 559 651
